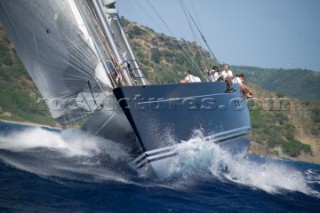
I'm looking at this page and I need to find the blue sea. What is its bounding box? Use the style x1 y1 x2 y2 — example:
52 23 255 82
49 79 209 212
0 121 319 212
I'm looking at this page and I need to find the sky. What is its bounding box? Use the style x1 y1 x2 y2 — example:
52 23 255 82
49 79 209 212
116 0 320 71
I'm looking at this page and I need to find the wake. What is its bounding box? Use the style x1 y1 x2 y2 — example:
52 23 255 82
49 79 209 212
0 125 319 197
167 133 320 197
0 126 134 183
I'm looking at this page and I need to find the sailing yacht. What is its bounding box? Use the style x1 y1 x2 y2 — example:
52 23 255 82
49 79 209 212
0 0 251 178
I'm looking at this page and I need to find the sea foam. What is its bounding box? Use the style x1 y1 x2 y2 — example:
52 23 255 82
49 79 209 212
168 132 317 196
0 126 319 197
0 126 132 183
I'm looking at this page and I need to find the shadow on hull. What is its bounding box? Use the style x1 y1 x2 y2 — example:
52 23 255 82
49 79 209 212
84 82 251 178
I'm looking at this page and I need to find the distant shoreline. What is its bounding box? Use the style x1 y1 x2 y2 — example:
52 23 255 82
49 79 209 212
0 119 61 129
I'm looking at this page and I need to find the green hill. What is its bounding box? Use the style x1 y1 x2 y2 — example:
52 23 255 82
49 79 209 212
0 26 56 126
120 17 218 85
123 20 320 163
245 84 320 162
123 18 320 101
232 66 320 100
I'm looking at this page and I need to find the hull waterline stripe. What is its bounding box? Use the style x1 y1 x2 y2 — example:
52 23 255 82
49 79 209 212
135 150 178 169
132 126 251 169
137 153 178 169
133 146 176 164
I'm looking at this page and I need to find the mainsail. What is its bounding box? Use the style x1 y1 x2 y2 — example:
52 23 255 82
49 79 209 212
0 0 252 178
0 0 117 124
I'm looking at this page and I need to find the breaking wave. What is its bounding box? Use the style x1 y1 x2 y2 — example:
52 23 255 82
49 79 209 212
0 126 134 183
0 125 319 197
167 132 320 197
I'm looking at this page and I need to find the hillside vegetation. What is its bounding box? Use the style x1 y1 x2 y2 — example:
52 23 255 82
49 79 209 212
123 20 320 163
246 84 320 162
120 17 217 85
233 66 320 100
0 19 320 163
0 26 56 126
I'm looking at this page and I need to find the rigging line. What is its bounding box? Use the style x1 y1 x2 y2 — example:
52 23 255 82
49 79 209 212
91 75 113 98
87 0 132 86
180 0 218 63
140 0 182 40
179 0 204 48
190 0 204 37
92 14 128 87
87 80 98 107
91 1 134 86
81 1 118 87
166 0 207 77
152 62 162 85
80 92 94 112
133 0 166 33
94 112 118 136
91 13 118 68
179 0 208 77
144 0 204 75
163 0 197 81
189 0 210 52
180 0 210 54
163 0 184 39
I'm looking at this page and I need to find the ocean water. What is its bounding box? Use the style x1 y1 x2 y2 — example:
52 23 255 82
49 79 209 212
0 122 319 212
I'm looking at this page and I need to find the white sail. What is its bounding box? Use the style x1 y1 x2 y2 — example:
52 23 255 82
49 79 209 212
0 0 113 123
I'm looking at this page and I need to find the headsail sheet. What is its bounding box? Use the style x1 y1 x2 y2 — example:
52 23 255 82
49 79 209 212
0 0 113 123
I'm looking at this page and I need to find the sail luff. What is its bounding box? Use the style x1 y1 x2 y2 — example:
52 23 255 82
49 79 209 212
91 0 133 86
73 0 117 88
0 0 112 123
91 0 121 63
114 16 147 85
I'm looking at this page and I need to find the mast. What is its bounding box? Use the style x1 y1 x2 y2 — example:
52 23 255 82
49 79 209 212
92 0 147 86
91 0 132 86
91 0 122 65
102 0 147 85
